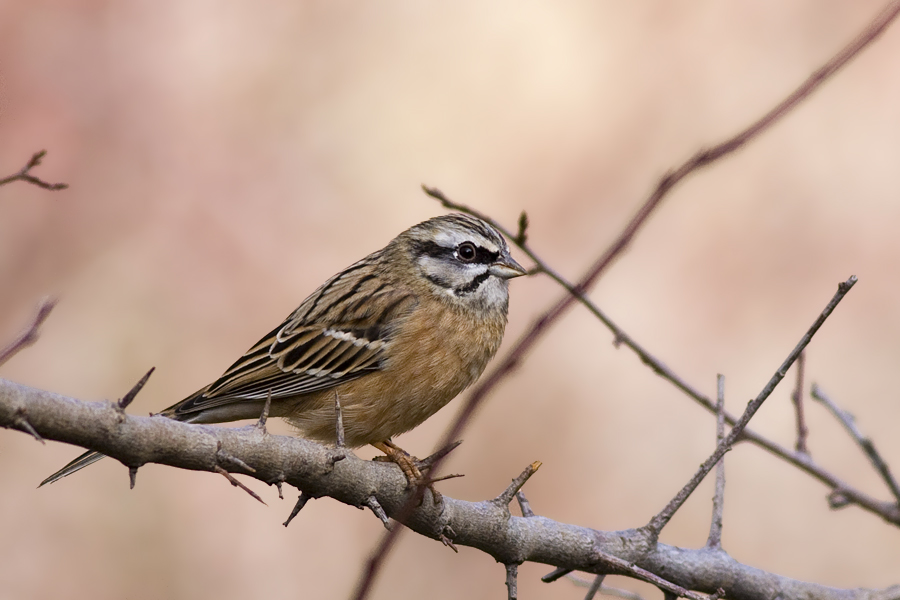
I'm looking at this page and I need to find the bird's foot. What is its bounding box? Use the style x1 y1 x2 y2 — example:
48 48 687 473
372 440 461 505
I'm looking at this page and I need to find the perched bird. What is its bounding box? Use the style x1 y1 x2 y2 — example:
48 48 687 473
41 213 526 489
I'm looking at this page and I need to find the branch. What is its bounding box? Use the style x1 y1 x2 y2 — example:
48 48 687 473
646 276 856 536
811 384 900 506
0 151 68 191
706 375 726 549
2 378 898 600
0 298 56 368
417 0 900 531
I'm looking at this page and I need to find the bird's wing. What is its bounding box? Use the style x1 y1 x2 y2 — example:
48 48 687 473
169 260 416 418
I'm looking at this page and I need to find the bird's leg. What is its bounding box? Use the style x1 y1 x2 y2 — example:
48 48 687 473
372 440 443 504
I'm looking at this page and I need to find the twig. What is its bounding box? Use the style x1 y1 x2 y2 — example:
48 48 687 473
334 391 345 448
214 466 266 505
584 575 606 600
566 574 647 600
493 461 542 507
791 351 809 454
364 496 391 530
706 374 726 549
646 277 856 536
283 492 311 527
256 390 273 433
0 151 68 191
0 298 56 368
811 384 900 505
515 491 535 518
505 563 519 600
594 549 708 600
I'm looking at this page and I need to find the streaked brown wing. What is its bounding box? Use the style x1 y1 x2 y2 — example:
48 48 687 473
170 255 416 418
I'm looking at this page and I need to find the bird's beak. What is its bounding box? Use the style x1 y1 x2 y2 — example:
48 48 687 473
489 254 527 279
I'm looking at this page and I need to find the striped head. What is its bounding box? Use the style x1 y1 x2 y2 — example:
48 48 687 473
397 213 526 313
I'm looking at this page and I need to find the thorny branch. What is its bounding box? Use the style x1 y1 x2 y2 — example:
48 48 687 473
0 150 68 191
2 378 898 600
356 3 900 595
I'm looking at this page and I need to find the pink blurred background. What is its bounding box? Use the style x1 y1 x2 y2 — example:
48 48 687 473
2 2 900 599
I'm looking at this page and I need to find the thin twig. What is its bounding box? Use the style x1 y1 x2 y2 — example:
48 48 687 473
516 491 535 518
493 461 542 507
811 384 900 505
257 390 273 432
584 575 606 600
0 298 56 368
364 496 391 530
706 374 726 549
566 574 646 600
283 492 311 527
594 549 708 600
791 351 809 454
647 277 856 536
0 150 68 191
334 391 345 448
355 1 900 593
505 563 519 600
214 466 266 505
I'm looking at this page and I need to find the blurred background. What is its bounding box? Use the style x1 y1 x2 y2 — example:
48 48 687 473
2 1 900 599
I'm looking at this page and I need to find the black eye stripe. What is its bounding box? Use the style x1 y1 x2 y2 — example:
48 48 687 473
414 240 499 264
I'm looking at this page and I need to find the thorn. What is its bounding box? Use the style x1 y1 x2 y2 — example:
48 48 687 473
493 461 542 507
118 367 155 411
217 450 256 474
129 467 138 489
14 410 45 444
416 440 463 471
541 567 573 583
214 466 266 505
440 525 458 552
283 492 311 527
364 496 391 530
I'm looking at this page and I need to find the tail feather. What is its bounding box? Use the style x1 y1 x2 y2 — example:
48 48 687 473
39 450 107 487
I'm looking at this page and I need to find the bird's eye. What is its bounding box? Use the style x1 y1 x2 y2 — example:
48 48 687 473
457 242 477 262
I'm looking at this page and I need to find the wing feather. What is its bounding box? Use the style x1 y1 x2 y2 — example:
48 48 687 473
168 259 416 419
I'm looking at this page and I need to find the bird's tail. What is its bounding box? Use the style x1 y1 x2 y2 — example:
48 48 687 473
39 450 107 487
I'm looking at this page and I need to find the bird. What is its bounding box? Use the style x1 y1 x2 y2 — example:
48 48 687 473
41 213 526 491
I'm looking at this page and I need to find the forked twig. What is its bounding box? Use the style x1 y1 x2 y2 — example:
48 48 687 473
0 151 68 191
646 277 856 536
811 384 900 505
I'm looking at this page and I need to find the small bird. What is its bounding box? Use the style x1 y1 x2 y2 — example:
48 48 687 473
41 213 526 489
